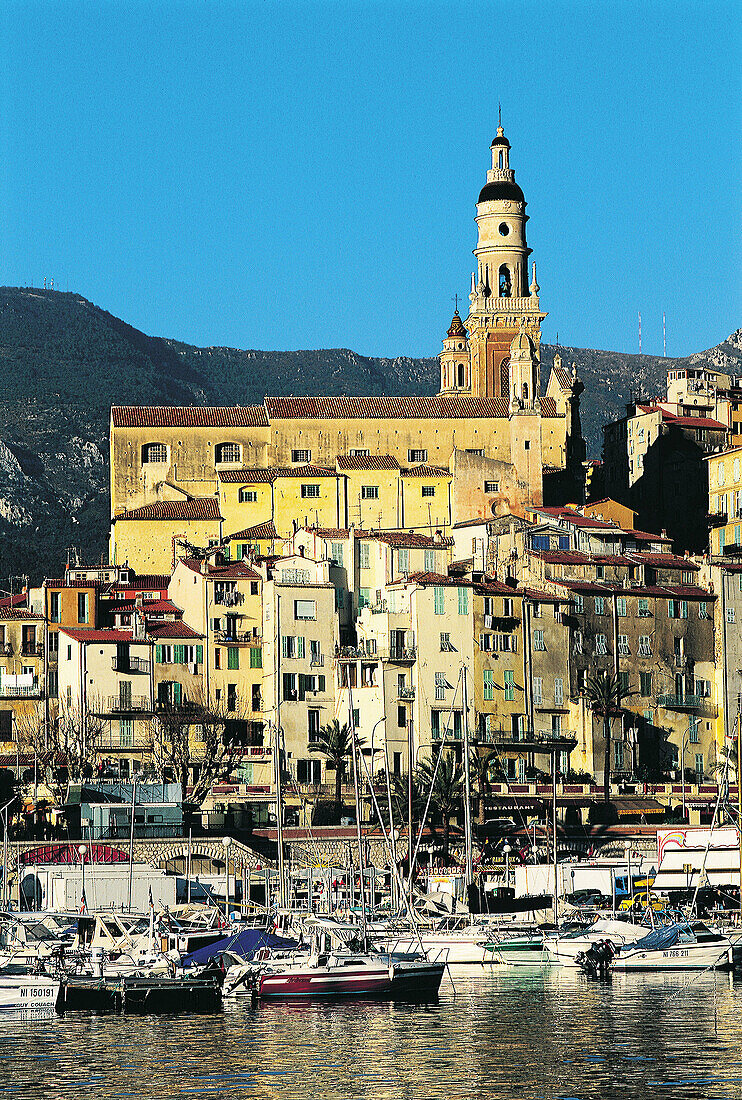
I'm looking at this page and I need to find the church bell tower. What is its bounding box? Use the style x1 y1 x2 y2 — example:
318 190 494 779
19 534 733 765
457 119 547 401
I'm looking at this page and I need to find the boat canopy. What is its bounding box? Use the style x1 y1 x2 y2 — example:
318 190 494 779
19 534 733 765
181 927 296 968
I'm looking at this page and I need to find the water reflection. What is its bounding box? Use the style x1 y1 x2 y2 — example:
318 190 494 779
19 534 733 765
0 971 740 1099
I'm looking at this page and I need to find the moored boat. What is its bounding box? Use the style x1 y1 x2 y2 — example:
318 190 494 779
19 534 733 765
0 974 61 1011
609 922 734 972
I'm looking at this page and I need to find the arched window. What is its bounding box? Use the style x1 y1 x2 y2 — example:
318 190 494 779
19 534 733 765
215 442 241 464
498 151 504 168
522 382 529 401
499 265 511 297
457 363 466 388
142 442 168 464
239 487 257 503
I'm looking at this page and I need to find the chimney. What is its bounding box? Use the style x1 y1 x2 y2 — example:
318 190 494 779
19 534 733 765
201 557 209 575
433 529 443 545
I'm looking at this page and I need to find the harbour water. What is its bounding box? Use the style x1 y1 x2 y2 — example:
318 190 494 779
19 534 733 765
1 969 741 1099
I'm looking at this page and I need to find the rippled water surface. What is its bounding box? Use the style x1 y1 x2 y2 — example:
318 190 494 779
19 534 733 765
1 969 742 1099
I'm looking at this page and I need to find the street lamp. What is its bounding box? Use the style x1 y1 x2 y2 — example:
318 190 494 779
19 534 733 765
222 835 233 920
78 843 88 911
624 840 632 903
502 842 511 887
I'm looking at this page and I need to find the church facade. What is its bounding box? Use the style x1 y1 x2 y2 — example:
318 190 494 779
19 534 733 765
109 127 585 569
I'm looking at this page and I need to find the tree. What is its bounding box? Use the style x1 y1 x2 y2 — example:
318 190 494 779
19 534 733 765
309 719 354 822
470 747 499 825
15 702 105 805
415 751 464 862
151 692 253 807
585 671 628 803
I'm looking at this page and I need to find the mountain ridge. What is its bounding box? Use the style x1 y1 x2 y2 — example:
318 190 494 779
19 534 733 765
0 286 739 582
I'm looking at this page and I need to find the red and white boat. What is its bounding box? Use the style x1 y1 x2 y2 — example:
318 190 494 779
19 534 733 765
225 918 445 1001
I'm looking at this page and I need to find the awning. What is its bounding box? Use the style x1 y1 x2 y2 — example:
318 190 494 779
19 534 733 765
613 798 665 817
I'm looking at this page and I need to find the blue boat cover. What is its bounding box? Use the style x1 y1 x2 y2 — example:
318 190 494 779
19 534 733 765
182 927 297 968
630 924 684 952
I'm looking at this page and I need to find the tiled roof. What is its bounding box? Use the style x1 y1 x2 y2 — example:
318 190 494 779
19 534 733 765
666 414 728 430
113 499 222 522
401 465 451 478
475 579 521 595
531 550 591 564
219 466 335 482
405 572 471 587
551 363 572 389
59 628 148 643
309 527 350 538
0 594 28 609
147 621 203 639
0 607 43 620
628 553 699 570
536 507 616 530
452 518 491 529
218 468 275 483
226 520 278 540
273 465 336 479
624 529 671 542
110 599 183 616
357 531 454 548
539 398 560 417
180 558 261 580
265 396 513 420
553 579 713 600
126 574 172 589
522 587 569 602
336 455 400 471
111 406 269 428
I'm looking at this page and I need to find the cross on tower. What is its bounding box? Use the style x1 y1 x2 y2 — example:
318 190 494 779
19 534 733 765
451 293 459 312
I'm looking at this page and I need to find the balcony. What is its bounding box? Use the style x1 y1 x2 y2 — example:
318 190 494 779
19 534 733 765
397 686 415 700
0 645 12 657
111 656 150 673
707 512 728 527
382 646 417 663
310 655 324 667
21 643 43 658
657 693 717 717
213 591 244 608
104 695 151 714
215 631 261 646
97 733 154 751
0 681 43 698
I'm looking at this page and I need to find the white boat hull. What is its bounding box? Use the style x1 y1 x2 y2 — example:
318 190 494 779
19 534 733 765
612 943 733 971
376 935 487 965
0 976 60 1011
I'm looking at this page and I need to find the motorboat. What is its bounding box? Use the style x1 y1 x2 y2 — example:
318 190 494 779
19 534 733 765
481 927 548 967
371 915 498 964
228 917 445 1001
0 974 61 1011
610 922 734 972
543 918 649 967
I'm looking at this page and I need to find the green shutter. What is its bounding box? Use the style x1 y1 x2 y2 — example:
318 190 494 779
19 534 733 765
504 670 514 701
173 681 182 705
250 646 262 668
318 674 326 692
173 644 184 664
483 669 494 701
155 645 163 663
458 587 468 615
228 647 239 670
196 645 203 664
297 636 305 658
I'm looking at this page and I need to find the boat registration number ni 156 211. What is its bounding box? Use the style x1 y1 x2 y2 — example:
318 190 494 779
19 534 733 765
662 950 689 958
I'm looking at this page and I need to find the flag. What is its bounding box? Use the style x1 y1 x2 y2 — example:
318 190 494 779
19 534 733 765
79 889 87 914
148 885 154 911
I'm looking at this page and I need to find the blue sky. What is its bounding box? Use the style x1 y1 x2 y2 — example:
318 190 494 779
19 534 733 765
1 0 740 361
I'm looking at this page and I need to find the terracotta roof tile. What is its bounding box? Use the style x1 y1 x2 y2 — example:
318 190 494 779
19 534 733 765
405 572 470 586
226 521 278 540
147 622 204 639
336 455 400 471
180 557 261 580
357 531 453 548
113 499 222 522
401 465 451 478
265 396 511 420
111 406 269 428
60 628 148 643
628 553 699 570
218 468 275 483
539 397 560 417
0 607 43 620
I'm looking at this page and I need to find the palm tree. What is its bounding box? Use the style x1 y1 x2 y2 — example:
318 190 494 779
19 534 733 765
585 671 627 803
470 747 499 825
415 751 464 862
309 719 353 821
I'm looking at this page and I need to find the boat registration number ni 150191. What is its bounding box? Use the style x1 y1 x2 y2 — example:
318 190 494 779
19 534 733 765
20 987 56 998
662 950 689 958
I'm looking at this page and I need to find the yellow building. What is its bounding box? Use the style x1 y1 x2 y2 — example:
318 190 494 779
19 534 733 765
109 128 585 570
110 499 223 574
0 607 46 752
225 521 280 561
707 447 742 556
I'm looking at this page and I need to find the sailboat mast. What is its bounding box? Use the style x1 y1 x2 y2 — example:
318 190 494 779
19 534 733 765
462 664 474 892
347 675 368 950
274 593 286 908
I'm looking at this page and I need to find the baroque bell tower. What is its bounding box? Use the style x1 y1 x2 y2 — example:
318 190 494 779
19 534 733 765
454 118 547 401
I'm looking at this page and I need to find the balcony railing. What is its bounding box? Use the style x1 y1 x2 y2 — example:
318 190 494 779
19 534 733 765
0 683 43 698
214 591 244 607
21 643 43 658
104 695 151 713
310 655 324 667
397 686 415 700
383 646 417 662
657 693 717 716
97 734 154 751
707 512 728 527
112 656 150 673
215 631 261 646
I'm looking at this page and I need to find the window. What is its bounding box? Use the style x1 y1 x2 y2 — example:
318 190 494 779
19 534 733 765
349 449 369 457
698 602 708 619
695 753 704 779
297 759 322 785
294 600 316 620
638 635 651 657
282 636 296 659
484 480 500 493
330 541 344 566
398 548 409 573
424 550 435 572
49 592 60 623
638 598 651 617
554 678 564 706
250 646 262 668
532 535 549 551
421 485 435 498
594 596 605 615
576 668 588 693
533 629 545 651
440 632 452 651
291 449 311 463
573 631 583 654
66 645 72 661
282 673 297 700
682 570 695 584
308 710 321 741
77 592 89 624
397 705 407 729
504 670 515 702
119 720 134 748
48 632 58 653
727 607 736 624
483 670 494 701
573 594 584 613
361 485 379 500
618 671 630 696
639 671 652 697
616 597 627 617
239 488 257 502
408 449 427 463
227 647 239 670
458 587 469 615
301 484 320 499
618 634 630 656
215 442 241 464
435 672 447 701
596 565 605 580
689 718 700 744
533 677 543 705
359 543 370 569
142 442 168 463
614 740 624 769
668 599 688 619
214 648 221 669
503 597 514 616
595 633 607 655
434 587 445 615
358 588 370 610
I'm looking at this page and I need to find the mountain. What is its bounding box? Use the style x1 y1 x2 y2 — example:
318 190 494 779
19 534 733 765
0 286 739 582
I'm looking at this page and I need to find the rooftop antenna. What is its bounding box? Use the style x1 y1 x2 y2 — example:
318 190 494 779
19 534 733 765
638 311 642 355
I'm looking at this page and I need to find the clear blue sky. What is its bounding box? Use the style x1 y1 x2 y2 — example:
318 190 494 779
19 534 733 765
1 1 740 361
